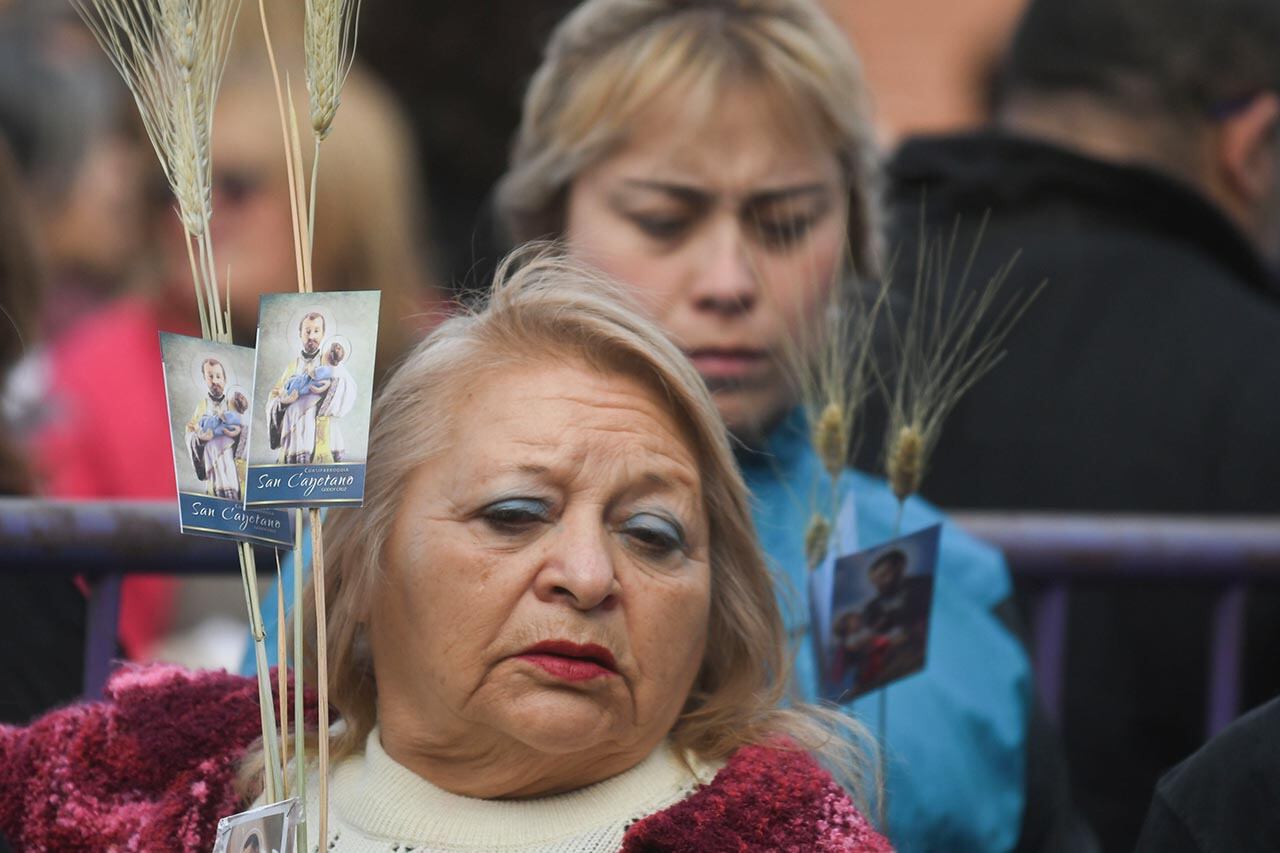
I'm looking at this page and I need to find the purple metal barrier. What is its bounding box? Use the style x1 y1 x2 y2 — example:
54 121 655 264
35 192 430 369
953 512 1280 737
2 500 1279 731
0 499 253 697
0 498 239 575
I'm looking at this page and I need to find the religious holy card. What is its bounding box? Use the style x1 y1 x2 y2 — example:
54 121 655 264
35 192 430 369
211 798 300 853
158 333 294 547
814 523 942 703
244 291 381 508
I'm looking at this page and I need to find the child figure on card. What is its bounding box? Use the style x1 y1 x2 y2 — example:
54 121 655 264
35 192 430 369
313 337 355 463
196 389 248 441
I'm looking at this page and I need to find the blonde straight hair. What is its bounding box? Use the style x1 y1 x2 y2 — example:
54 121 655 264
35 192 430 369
243 247 873 805
495 0 882 278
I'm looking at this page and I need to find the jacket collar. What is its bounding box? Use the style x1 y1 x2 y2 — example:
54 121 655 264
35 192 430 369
889 130 1275 297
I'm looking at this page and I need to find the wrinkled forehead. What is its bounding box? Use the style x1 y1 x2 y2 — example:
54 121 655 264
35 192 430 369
447 358 703 490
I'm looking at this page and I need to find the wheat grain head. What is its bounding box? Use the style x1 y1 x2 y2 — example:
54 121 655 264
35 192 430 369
304 0 361 139
881 211 1045 503
73 0 241 239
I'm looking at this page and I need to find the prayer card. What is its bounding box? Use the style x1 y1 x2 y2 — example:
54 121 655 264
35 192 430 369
211 798 299 853
244 291 380 507
813 523 941 702
158 333 294 547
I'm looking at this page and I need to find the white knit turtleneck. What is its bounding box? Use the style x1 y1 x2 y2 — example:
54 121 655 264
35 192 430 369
288 728 718 852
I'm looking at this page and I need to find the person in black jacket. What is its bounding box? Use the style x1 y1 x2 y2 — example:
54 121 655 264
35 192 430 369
880 0 1280 848
1135 695 1280 853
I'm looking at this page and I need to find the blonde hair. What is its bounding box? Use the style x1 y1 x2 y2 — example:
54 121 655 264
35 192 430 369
245 246 873 804
495 0 881 278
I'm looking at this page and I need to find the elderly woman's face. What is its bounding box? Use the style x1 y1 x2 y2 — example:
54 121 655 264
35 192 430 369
371 360 711 796
565 85 849 442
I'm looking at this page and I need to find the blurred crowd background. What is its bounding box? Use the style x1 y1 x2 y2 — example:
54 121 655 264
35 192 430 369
3 1 1279 850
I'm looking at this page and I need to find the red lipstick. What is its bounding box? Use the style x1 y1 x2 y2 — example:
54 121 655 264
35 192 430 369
516 640 618 682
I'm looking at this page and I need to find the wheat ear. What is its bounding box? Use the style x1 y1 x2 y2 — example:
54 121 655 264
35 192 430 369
769 219 890 567
73 0 292 801
304 0 361 239
882 211 1046 510
72 0 241 342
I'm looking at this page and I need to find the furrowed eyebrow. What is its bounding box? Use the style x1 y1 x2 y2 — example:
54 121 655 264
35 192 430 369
618 180 710 205
619 179 830 207
745 183 831 205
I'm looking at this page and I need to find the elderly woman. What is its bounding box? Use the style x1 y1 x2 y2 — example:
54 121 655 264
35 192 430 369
493 1 1048 850
0 254 890 852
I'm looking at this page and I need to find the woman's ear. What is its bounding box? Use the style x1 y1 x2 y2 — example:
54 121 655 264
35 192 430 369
1216 92 1280 208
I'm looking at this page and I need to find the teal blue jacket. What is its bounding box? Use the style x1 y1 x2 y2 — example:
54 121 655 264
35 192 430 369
739 411 1030 851
246 410 1030 851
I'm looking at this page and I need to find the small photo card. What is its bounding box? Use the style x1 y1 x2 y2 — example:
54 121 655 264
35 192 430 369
245 291 380 507
212 798 299 853
158 333 294 547
817 523 942 703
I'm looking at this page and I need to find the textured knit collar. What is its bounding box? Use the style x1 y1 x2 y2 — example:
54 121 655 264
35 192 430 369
326 729 708 847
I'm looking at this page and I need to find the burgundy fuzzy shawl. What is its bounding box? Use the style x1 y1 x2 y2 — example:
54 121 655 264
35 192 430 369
0 665 890 851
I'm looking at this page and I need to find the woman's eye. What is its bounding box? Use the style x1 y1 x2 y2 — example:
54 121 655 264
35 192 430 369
621 513 686 557
632 214 691 241
481 498 549 532
752 215 817 248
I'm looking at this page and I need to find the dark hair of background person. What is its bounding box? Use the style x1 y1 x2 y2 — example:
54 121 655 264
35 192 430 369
0 135 87 725
999 0 1280 116
355 0 579 293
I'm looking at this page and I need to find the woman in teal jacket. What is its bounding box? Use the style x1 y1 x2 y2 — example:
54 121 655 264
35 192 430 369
255 1 1042 848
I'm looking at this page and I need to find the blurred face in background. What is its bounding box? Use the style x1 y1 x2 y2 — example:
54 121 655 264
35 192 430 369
564 85 849 444
44 132 147 287
155 84 297 340
208 86 298 335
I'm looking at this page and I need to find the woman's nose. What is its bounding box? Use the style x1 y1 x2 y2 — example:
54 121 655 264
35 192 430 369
534 518 620 612
690 221 758 317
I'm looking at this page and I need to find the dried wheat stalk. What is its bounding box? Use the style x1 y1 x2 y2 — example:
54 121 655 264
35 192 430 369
239 542 285 800
883 213 1045 524
775 244 889 569
303 0 360 239
257 3 362 843
72 0 241 342
73 0 288 805
301 7 360 841
304 0 360 141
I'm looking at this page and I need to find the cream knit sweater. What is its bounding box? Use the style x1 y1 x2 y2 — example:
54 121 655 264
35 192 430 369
290 728 719 852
